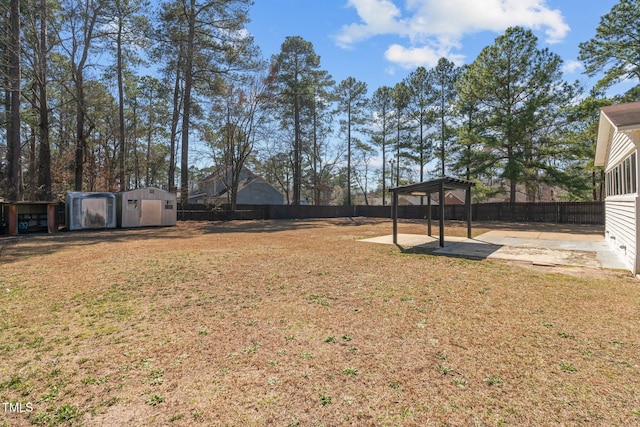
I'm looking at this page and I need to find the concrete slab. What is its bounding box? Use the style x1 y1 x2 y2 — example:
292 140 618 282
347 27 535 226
359 230 628 271
482 229 604 242
359 234 468 248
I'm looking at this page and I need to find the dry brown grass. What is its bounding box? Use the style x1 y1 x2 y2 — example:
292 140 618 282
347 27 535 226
0 218 639 426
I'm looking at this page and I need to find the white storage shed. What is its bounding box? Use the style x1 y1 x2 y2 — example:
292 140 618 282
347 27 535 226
65 192 117 231
116 187 177 228
595 101 640 274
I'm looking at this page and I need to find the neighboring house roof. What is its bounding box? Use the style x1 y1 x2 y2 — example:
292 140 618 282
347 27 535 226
188 166 284 205
209 175 281 205
444 191 465 205
596 101 640 166
199 165 251 187
369 192 463 206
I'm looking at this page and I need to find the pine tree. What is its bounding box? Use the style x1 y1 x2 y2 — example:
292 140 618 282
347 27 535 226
458 27 578 203
270 36 331 205
370 85 394 204
579 0 640 96
334 76 368 206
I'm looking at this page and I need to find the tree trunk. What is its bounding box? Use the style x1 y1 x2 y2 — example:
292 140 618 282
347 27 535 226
169 62 181 192
396 110 401 187
146 86 154 186
132 98 140 188
293 94 301 205
7 0 22 201
440 91 445 176
36 0 51 200
71 1 99 192
117 15 126 191
180 1 196 205
29 130 36 199
346 104 352 206
74 73 85 191
313 98 319 205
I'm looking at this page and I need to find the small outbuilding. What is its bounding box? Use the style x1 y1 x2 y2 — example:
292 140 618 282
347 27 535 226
66 192 117 231
116 187 177 228
595 101 640 274
2 201 58 235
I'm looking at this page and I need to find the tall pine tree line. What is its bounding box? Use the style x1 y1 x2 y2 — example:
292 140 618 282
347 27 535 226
2 1 638 204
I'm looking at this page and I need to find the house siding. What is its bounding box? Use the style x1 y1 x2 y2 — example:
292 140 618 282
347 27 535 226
602 124 640 274
604 198 637 273
606 131 636 171
597 105 640 275
236 180 285 205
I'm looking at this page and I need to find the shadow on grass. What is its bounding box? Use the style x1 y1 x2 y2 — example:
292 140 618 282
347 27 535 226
0 218 379 263
0 227 190 264
194 218 351 234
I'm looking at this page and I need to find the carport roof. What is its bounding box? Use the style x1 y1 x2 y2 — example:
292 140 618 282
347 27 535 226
389 176 475 195
389 176 475 248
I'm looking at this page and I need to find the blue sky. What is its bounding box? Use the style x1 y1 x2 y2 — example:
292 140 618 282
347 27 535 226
246 0 623 95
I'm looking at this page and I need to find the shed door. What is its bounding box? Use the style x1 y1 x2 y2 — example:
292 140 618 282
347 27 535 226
140 199 162 226
81 198 107 229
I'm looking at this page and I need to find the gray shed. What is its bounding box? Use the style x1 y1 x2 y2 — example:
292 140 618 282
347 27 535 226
116 187 177 228
65 192 117 231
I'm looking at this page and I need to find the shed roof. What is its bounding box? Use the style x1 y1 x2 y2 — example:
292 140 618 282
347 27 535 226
389 176 475 195
595 102 640 166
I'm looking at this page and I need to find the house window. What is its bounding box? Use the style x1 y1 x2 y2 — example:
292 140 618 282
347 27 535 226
164 200 173 210
127 199 138 210
606 152 637 196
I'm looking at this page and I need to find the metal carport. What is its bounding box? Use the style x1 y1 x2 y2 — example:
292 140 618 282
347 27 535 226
389 177 476 247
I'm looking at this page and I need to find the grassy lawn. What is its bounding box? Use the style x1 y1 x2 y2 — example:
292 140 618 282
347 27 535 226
0 218 639 426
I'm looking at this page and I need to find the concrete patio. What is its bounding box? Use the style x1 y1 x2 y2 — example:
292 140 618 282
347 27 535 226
360 228 628 271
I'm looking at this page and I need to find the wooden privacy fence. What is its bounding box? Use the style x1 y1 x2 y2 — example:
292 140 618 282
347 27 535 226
178 201 604 225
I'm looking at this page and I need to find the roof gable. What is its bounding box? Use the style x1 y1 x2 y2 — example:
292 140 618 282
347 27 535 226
601 101 640 130
595 102 640 167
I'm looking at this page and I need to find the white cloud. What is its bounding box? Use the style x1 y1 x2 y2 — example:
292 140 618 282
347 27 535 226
336 0 570 66
562 60 584 75
403 0 569 44
385 44 465 69
335 0 406 48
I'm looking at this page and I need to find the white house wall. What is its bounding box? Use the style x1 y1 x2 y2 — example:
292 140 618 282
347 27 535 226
606 131 636 171
605 198 637 273
603 129 640 274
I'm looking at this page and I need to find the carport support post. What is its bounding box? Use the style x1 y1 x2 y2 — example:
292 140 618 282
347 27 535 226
427 193 432 237
439 182 445 247
466 187 472 239
392 190 398 245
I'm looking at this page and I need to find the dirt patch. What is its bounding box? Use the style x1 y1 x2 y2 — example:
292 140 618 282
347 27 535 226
1 219 638 426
